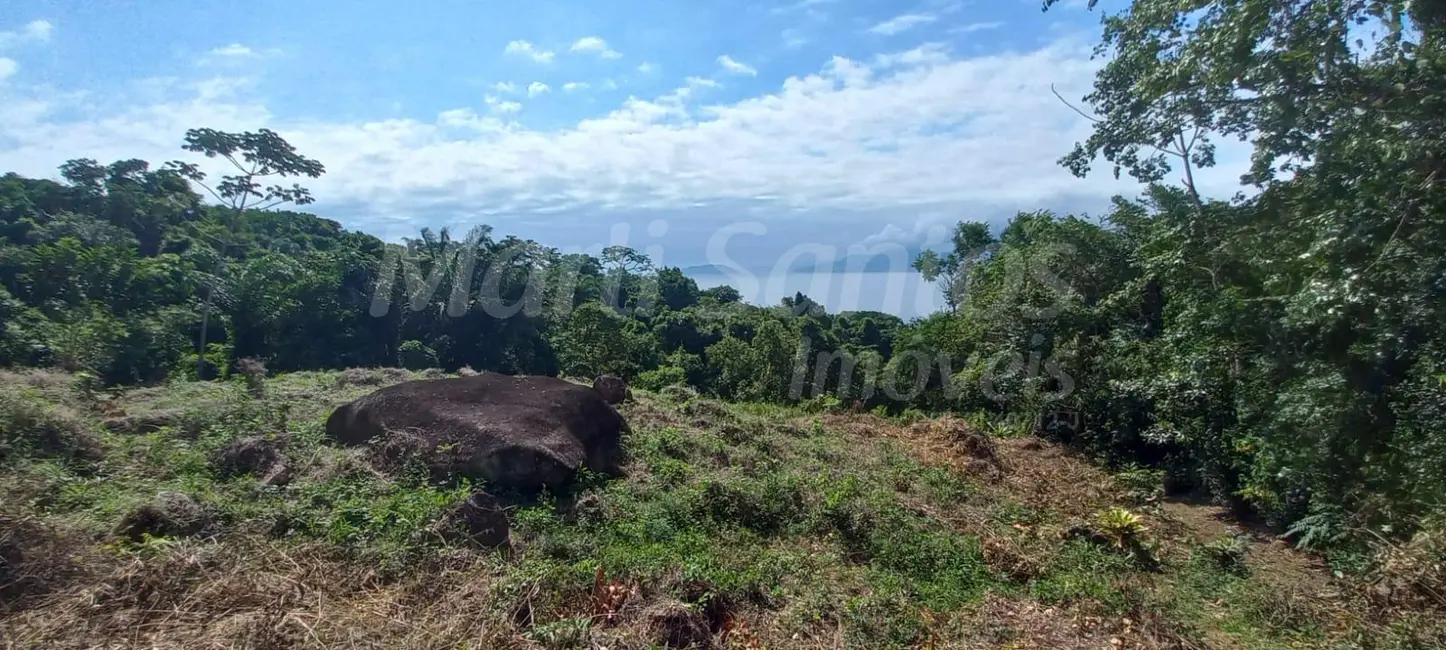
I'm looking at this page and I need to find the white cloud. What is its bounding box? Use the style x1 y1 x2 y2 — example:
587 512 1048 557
492 81 518 94
484 95 523 114
0 58 17 82
637 62 656 74
869 13 938 35
873 43 952 68
0 34 1253 242
505 40 554 63
570 36 622 59
24 20 52 41
527 81 551 97
782 28 809 49
771 0 835 15
198 43 282 66
717 55 757 77
562 82 590 92
208 43 256 58
951 21 1004 34
0 20 53 49
685 76 719 88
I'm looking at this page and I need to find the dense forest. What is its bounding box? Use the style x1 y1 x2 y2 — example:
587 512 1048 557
3 0 1444 557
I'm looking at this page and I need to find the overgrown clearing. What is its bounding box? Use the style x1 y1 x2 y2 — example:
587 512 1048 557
2 368 1441 649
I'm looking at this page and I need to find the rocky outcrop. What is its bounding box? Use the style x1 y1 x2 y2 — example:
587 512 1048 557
324 372 628 490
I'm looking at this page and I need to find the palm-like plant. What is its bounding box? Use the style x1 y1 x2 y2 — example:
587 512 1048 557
1097 507 1148 549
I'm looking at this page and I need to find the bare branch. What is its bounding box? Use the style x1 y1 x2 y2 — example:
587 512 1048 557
1051 83 1101 123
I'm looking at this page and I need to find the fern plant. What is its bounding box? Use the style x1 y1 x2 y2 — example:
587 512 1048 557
1284 509 1348 551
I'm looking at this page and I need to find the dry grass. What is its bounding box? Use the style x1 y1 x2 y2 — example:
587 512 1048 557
803 409 1446 646
5 373 1445 649
1 538 783 649
1367 518 1446 611
820 413 1119 519
2 539 521 649
953 592 1200 650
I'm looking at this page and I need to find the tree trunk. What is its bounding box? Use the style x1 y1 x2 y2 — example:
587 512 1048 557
197 284 213 380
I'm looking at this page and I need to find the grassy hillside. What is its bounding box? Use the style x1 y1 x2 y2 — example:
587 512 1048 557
1 368 1442 649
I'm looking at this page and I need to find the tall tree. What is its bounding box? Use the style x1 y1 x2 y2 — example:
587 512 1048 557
168 128 325 378
1044 0 1446 532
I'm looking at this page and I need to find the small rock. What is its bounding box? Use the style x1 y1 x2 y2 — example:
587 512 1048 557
593 374 630 405
432 492 510 548
114 492 214 542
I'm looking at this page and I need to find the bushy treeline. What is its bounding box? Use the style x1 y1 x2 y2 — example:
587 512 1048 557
0 160 907 402
938 0 1446 546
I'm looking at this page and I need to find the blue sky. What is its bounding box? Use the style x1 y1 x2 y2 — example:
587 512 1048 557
0 0 1250 275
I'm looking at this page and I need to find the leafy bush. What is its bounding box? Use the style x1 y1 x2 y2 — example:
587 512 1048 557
634 366 687 392
397 340 438 371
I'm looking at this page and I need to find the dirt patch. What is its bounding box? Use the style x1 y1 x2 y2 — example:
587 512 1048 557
818 412 894 439
1158 499 1336 585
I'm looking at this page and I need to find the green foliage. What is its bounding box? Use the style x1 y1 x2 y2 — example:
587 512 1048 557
634 365 687 391
552 302 650 379
1096 507 1148 549
1200 535 1252 575
396 339 438 370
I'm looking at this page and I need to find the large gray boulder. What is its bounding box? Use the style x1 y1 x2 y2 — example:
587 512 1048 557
325 372 628 490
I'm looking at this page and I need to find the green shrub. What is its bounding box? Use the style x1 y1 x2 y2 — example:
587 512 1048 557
634 366 687 391
397 340 438 370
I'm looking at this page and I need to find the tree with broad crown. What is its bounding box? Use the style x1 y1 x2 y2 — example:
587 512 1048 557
165 128 325 379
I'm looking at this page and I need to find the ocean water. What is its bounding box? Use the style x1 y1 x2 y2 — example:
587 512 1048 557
689 269 946 320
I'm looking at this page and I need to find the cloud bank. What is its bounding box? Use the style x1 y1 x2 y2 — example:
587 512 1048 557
0 31 1250 247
